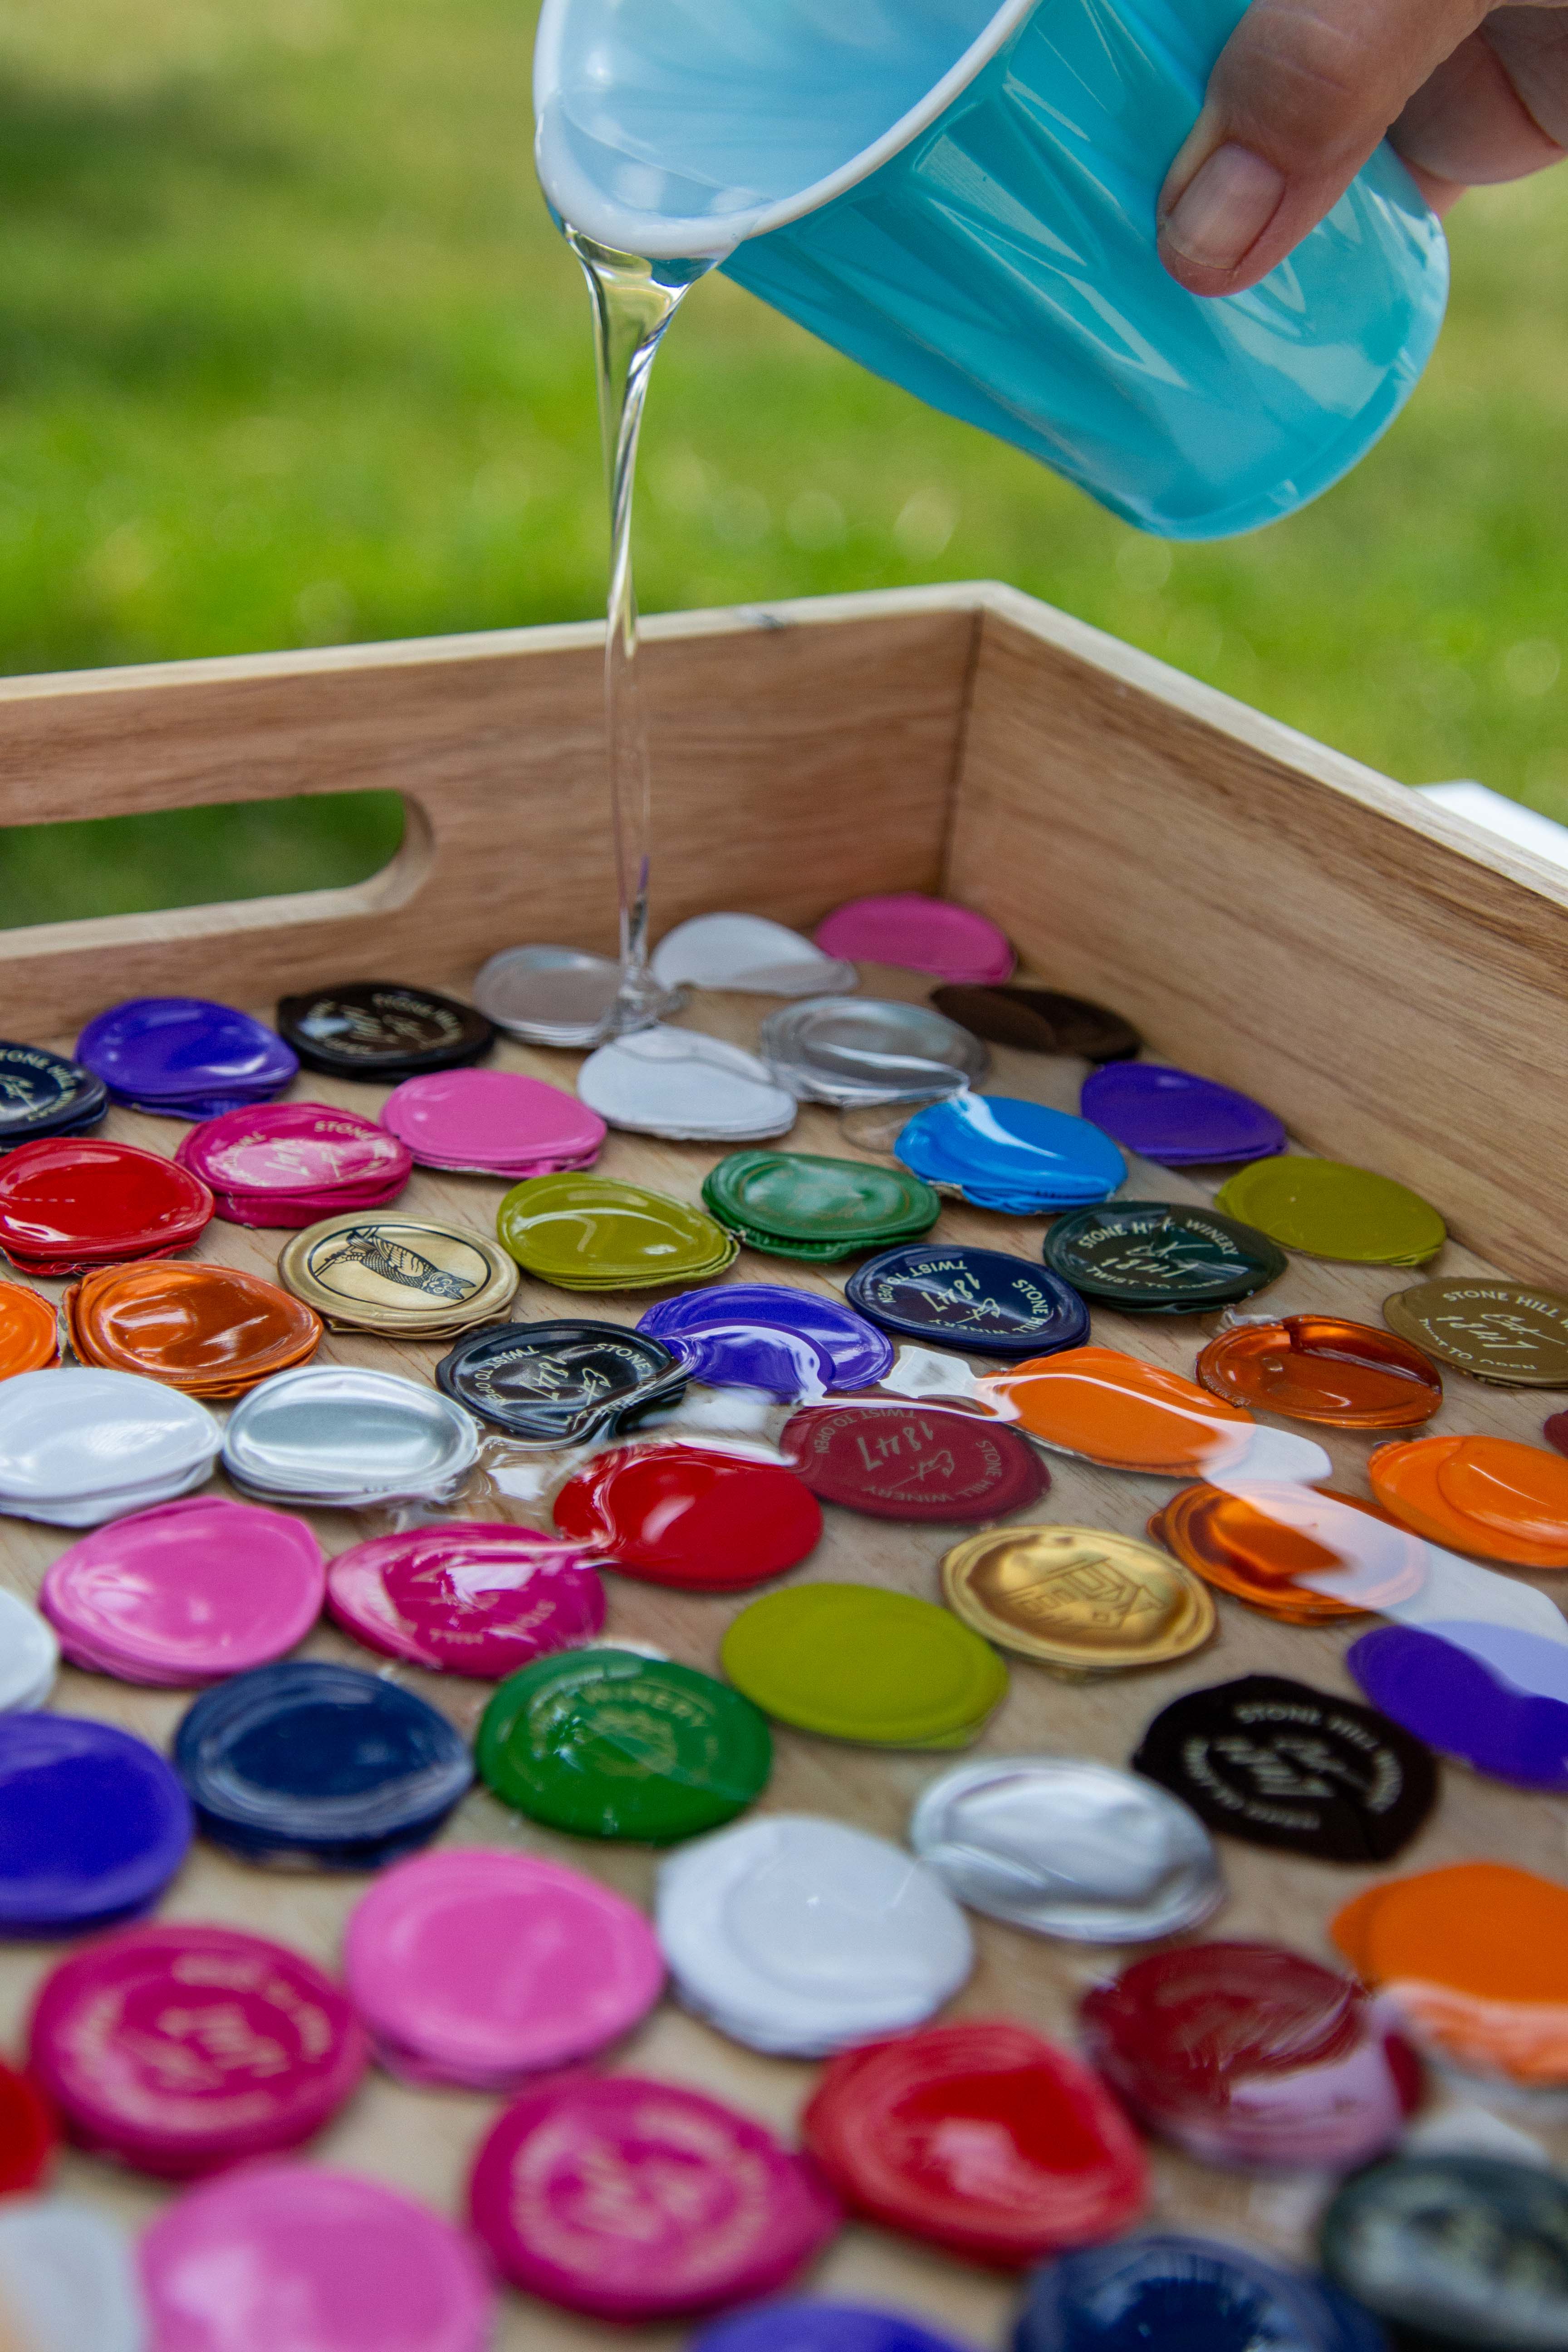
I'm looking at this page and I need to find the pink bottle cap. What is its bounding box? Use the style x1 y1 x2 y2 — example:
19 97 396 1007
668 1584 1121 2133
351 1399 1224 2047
177 1105 412 1222
344 1847 663 2089
469 2073 840 2318
813 894 1014 985
140 2160 495 2352
380 1069 606 1175
41 1495 325 1685
325 1520 605 1676
29 1925 368 2176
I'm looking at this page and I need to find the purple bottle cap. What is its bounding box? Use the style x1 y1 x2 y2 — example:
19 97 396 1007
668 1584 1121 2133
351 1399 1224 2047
1348 1623 1568 1790
693 2307 979 2352
140 2161 496 2352
344 1848 663 2087
0 1712 191 1933
380 1069 606 1174
29 1924 367 2176
325 1520 605 1675
638 1284 894 1392
814 895 1014 986
469 2073 840 2318
76 999 298 1107
1080 1063 1287 1166
42 1496 325 1686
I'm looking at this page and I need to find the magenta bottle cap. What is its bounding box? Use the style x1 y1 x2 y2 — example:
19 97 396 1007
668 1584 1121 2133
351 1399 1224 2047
325 1520 605 1676
344 1847 664 2089
29 1924 367 2176
140 2160 496 2352
380 1068 606 1175
469 2073 840 2318
41 1496 325 1686
814 894 1014 985
176 1104 412 1227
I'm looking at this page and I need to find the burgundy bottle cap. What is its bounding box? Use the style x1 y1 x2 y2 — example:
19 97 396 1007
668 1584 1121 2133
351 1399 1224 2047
780 1400 1047 1521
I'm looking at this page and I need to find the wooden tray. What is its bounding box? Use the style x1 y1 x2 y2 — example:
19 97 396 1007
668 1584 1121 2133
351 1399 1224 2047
0 583 1565 2351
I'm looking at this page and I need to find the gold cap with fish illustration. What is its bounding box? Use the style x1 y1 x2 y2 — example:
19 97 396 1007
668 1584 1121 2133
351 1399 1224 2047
277 1212 519 1337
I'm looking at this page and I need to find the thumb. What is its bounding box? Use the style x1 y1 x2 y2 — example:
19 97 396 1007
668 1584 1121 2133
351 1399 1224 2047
1158 0 1488 296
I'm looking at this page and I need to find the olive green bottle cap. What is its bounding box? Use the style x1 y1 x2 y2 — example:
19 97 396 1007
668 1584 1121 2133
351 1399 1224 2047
1215 1157 1446 1266
496 1175 738 1292
720 1583 1007 1749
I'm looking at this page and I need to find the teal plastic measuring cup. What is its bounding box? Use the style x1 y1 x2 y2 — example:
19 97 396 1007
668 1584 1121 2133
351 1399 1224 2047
534 0 1448 540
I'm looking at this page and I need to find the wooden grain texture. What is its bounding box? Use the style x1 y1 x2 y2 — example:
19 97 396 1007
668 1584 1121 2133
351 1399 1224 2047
0 593 978 1036
946 586 1568 1289
0 961 1564 2352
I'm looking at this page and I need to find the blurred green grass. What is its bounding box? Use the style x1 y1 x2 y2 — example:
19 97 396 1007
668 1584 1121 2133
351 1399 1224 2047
1 0 1566 924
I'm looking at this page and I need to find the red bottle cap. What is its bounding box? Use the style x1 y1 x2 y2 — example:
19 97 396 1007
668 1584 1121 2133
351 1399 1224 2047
780 1402 1047 1522
802 2019 1146 2266
0 2058 55 2196
469 2073 840 2318
553 1443 822 1589
0 1139 212 1274
28 1923 368 2177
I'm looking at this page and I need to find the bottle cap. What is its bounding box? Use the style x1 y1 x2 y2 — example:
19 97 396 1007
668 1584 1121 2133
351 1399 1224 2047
0 1587 58 1711
0 1368 220 1527
1215 1156 1446 1264
941 1525 1215 1674
276 980 494 1077
0 1040 108 1148
1198 1312 1442 1429
639 1280 893 1391
703 1148 939 1259
1041 1200 1286 1311
803 2020 1146 2266
477 1647 772 1842
344 1847 663 2089
67 1260 323 1397
28 1923 367 2175
656 1813 972 2056
980 1346 1254 1475
553 1443 822 1590
174 1661 472 1868
652 912 856 997
469 2073 840 2319
720 1582 1008 1749
42 1495 325 1685
931 985 1141 1063
813 893 1014 985
0 2202 144 2352
846 1243 1088 1358
693 2304 975 2352
1550 1412 1568 1456
497 1172 737 1289
579 1027 798 1142
0 2059 54 2196
276 1211 518 1335
1385 1276 1568 1387
1079 1062 1286 1165
1018 2233 1386 2352
1347 1623 1568 1792
908 1754 1222 1941
1148 1482 1387 1622
760 998 987 1108
1132 1672 1438 1861
0 1282 58 1380
220 1365 478 1509
472 943 622 1047
380 1066 604 1174
1371 1431 1568 1567
0 1712 191 1932
176 1103 412 1228
435 1319 686 1446
1319 2156 1568 2352
0 1138 213 1275
1081 1941 1415 2171
141 2161 496 2352
76 997 297 1113
325 1521 605 1676
779 1400 1047 1521
894 1094 1125 1214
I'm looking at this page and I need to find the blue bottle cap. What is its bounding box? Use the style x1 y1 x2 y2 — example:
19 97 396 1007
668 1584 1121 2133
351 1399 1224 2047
695 2306 978 2352
1016 2231 1387 2352
0 1044 108 1149
895 1096 1125 1214
1348 1623 1568 1791
0 1713 192 1934
638 1283 894 1393
175 1662 472 1868
76 999 298 1110
846 1244 1089 1358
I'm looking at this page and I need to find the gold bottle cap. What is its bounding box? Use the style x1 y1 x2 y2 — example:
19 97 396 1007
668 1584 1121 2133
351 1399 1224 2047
941 1524 1216 1673
1384 1278 1568 1388
278 1212 519 1334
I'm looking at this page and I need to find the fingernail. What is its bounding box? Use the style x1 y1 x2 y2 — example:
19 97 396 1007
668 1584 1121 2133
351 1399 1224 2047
1161 142 1284 272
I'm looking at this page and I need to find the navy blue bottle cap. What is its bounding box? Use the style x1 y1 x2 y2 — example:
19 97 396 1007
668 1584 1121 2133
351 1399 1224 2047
847 1244 1089 1358
436 1320 687 1447
0 1043 108 1150
174 1661 472 1869
1016 2231 1387 2352
0 1713 192 1934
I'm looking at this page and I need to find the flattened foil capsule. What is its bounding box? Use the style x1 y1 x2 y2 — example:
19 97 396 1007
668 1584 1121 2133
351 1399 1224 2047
1384 1276 1568 1387
436 1321 687 1449
760 996 987 1107
278 1213 519 1336
942 1526 1215 1676
1041 1201 1286 1312
909 1755 1222 1941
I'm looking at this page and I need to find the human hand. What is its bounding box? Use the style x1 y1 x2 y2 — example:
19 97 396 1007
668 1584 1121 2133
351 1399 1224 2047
1158 0 1568 295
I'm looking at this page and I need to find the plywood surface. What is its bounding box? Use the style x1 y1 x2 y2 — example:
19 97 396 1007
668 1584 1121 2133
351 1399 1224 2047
1 959 1565 2352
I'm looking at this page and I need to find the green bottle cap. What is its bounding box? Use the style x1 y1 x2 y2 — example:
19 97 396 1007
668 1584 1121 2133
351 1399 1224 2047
720 1583 1007 1749
703 1151 939 1258
477 1648 772 1842
496 1175 738 1291
1214 1158 1446 1267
